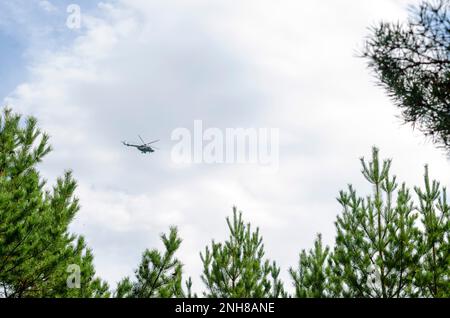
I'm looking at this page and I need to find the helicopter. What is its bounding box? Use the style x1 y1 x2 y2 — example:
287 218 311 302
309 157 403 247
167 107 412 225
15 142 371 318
122 136 160 154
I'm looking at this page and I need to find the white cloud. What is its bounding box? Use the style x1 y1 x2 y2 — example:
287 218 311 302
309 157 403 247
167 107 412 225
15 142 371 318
4 0 449 291
39 0 57 13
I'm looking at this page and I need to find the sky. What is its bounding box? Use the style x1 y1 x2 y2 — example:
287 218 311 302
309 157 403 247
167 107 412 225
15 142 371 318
1 0 449 292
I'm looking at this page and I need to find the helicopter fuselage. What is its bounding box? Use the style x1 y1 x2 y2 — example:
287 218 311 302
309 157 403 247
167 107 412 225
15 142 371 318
137 146 155 153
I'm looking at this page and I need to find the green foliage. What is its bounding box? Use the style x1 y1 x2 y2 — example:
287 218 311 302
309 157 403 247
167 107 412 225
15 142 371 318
116 227 190 298
200 207 286 298
0 108 109 298
363 0 450 153
330 147 420 297
38 236 111 298
2 107 449 299
414 166 450 297
290 234 332 298
288 147 450 299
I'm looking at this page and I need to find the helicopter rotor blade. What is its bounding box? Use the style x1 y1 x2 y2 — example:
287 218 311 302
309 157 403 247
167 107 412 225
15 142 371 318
145 139 160 145
138 135 146 145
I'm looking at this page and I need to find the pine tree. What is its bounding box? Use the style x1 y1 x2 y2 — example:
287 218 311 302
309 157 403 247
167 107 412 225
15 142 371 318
414 166 450 297
38 236 111 298
200 207 285 298
115 227 190 298
329 147 420 298
363 0 450 153
290 234 332 298
0 108 109 298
